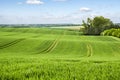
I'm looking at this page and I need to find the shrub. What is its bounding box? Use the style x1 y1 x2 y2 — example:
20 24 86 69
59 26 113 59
101 28 120 38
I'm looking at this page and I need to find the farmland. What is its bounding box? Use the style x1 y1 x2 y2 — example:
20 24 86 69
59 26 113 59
0 28 120 80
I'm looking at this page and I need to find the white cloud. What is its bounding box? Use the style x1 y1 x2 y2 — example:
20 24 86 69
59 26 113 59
26 0 44 5
80 7 92 12
1 12 120 24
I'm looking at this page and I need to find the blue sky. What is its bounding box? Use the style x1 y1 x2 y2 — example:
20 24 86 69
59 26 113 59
0 0 120 24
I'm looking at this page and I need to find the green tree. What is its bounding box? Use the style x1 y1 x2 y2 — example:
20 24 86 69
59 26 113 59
101 28 120 38
82 16 113 35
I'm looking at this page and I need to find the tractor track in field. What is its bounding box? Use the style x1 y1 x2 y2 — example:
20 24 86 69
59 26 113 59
44 31 66 53
45 38 59 53
0 38 26 49
38 36 61 53
38 31 66 54
37 41 54 53
87 44 93 57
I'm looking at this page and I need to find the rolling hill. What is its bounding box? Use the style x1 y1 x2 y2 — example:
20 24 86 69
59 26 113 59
0 28 120 80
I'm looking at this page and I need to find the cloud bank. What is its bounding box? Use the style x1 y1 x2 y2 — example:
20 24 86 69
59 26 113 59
80 7 92 12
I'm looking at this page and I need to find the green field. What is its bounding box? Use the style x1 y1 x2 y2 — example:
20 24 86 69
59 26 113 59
0 28 120 80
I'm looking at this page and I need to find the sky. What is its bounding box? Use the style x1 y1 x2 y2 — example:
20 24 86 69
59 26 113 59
0 0 120 24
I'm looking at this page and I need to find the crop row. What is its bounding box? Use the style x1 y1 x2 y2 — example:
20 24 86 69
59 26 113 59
0 38 26 49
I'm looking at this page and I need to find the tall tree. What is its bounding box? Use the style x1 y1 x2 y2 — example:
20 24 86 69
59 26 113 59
82 16 113 35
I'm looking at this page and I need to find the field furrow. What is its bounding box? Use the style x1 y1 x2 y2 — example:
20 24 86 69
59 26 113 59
0 38 25 49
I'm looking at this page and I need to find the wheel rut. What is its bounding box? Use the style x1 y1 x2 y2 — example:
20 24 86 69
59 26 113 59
86 44 93 57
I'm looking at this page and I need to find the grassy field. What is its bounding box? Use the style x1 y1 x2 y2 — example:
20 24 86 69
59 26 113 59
0 28 120 80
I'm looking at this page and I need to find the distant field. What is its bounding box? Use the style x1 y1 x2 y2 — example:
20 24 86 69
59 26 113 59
0 28 120 80
51 26 83 30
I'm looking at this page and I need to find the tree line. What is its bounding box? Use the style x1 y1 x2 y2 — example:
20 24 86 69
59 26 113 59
82 16 120 38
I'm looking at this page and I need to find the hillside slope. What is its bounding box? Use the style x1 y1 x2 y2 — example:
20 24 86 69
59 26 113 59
0 28 120 80
0 28 120 59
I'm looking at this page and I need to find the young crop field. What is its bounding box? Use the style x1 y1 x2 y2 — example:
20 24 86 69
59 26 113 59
0 28 120 80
